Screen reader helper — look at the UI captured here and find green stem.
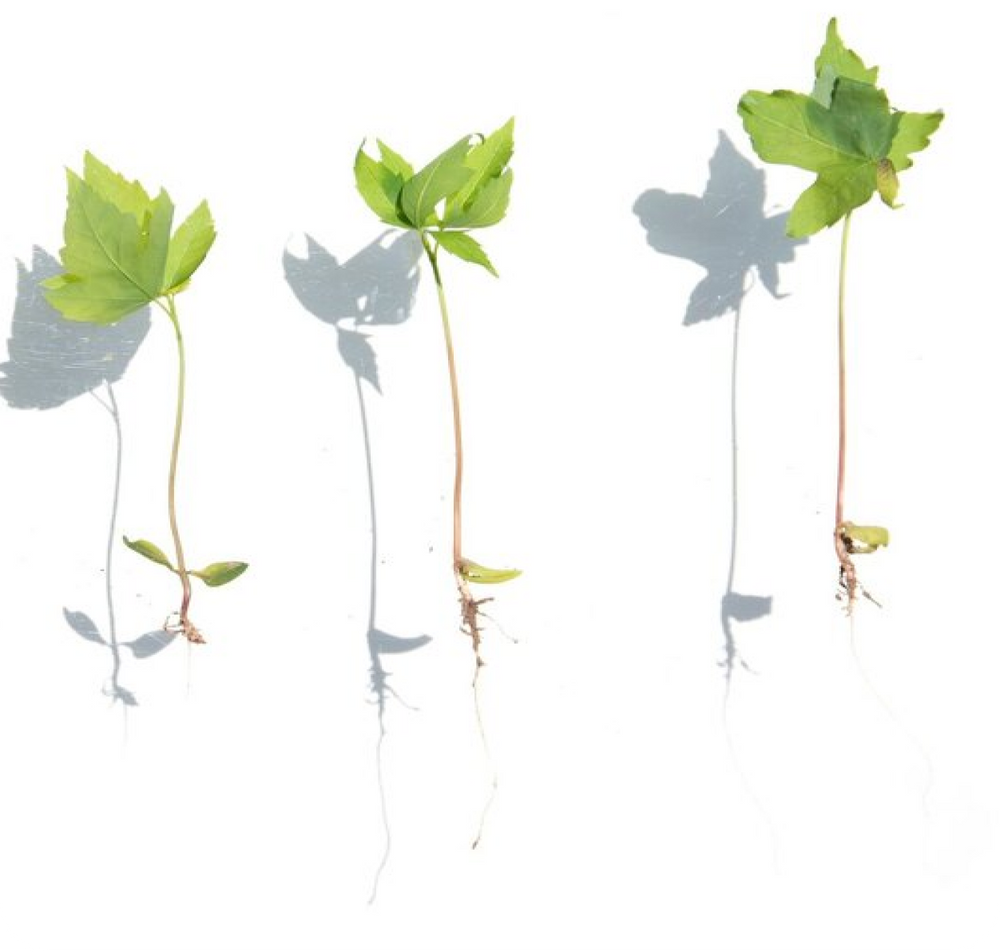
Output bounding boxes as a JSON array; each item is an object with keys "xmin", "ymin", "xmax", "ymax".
[
  {"xmin": 836, "ymin": 211, "xmax": 851, "ymax": 531},
  {"xmin": 834, "ymin": 211, "xmax": 856, "ymax": 604},
  {"xmin": 420, "ymin": 232, "xmax": 464, "ymax": 573},
  {"xmin": 158, "ymin": 295, "xmax": 194, "ymax": 634}
]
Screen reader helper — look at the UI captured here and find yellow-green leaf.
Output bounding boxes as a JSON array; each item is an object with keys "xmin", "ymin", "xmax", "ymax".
[
  {"xmin": 190, "ymin": 561, "xmax": 249, "ymax": 587},
  {"xmin": 841, "ymin": 523, "xmax": 889, "ymax": 553},
  {"xmin": 434, "ymin": 231, "xmax": 498, "ymax": 276},
  {"xmin": 123, "ymin": 536, "xmax": 176, "ymax": 571},
  {"xmin": 163, "ymin": 200, "xmax": 216, "ymax": 293},
  {"xmin": 459, "ymin": 559, "xmax": 521, "ymax": 584}
]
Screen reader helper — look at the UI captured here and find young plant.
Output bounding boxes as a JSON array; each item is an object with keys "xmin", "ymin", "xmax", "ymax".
[
  {"xmin": 354, "ymin": 119, "xmax": 519, "ymax": 671},
  {"xmin": 738, "ymin": 19, "xmax": 942, "ymax": 608},
  {"xmin": 44, "ymin": 153, "xmax": 247, "ymax": 643}
]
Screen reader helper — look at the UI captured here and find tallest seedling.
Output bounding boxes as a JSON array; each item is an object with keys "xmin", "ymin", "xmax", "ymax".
[
  {"xmin": 44, "ymin": 154, "xmax": 247, "ymax": 643},
  {"xmin": 738, "ymin": 19, "xmax": 943, "ymax": 608},
  {"xmin": 354, "ymin": 119, "xmax": 520, "ymax": 669}
]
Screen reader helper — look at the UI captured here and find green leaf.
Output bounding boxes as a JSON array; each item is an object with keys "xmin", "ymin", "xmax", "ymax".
[
  {"xmin": 887, "ymin": 111, "xmax": 944, "ymax": 172},
  {"xmin": 163, "ymin": 200, "xmax": 216, "ymax": 293},
  {"xmin": 190, "ymin": 561, "xmax": 249, "ymax": 587},
  {"xmin": 83, "ymin": 151, "xmax": 154, "ymax": 221},
  {"xmin": 434, "ymin": 231, "xmax": 498, "ymax": 276},
  {"xmin": 43, "ymin": 173, "xmax": 172, "ymax": 323},
  {"xmin": 459, "ymin": 559, "xmax": 521, "ymax": 584},
  {"xmin": 123, "ymin": 536, "xmax": 176, "ymax": 571},
  {"xmin": 841, "ymin": 523, "xmax": 889, "ymax": 553},
  {"xmin": 443, "ymin": 118, "xmax": 514, "ymax": 227},
  {"xmin": 444, "ymin": 170, "xmax": 513, "ymax": 229},
  {"xmin": 44, "ymin": 154, "xmax": 215, "ymax": 324},
  {"xmin": 354, "ymin": 145, "xmax": 409, "ymax": 227},
  {"xmin": 377, "ymin": 140, "xmax": 414, "ymax": 179},
  {"xmin": 738, "ymin": 23, "xmax": 942, "ymax": 236},
  {"xmin": 812, "ymin": 17, "xmax": 878, "ymax": 105},
  {"xmin": 399, "ymin": 136, "xmax": 475, "ymax": 228}
]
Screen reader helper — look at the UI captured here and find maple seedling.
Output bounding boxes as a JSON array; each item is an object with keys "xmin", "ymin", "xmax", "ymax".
[
  {"xmin": 738, "ymin": 19, "xmax": 942, "ymax": 608},
  {"xmin": 354, "ymin": 119, "xmax": 520, "ymax": 672},
  {"xmin": 44, "ymin": 154, "xmax": 247, "ymax": 643}
]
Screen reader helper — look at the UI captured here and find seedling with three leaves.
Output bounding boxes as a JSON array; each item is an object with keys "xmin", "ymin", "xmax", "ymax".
[
  {"xmin": 44, "ymin": 154, "xmax": 247, "ymax": 643},
  {"xmin": 354, "ymin": 119, "xmax": 519, "ymax": 671},
  {"xmin": 738, "ymin": 20, "xmax": 942, "ymax": 608}
]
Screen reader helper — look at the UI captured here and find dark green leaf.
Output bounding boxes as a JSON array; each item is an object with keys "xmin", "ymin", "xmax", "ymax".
[
  {"xmin": 434, "ymin": 231, "xmax": 498, "ymax": 276},
  {"xmin": 739, "ymin": 35, "xmax": 942, "ymax": 238},
  {"xmin": 190, "ymin": 561, "xmax": 248, "ymax": 587},
  {"xmin": 123, "ymin": 536, "xmax": 176, "ymax": 571}
]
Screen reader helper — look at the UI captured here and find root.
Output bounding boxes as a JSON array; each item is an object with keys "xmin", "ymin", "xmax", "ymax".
[
  {"xmin": 165, "ymin": 613, "xmax": 205, "ymax": 645},
  {"xmin": 457, "ymin": 572, "xmax": 493, "ymax": 682},
  {"xmin": 835, "ymin": 525, "xmax": 882, "ymax": 612}
]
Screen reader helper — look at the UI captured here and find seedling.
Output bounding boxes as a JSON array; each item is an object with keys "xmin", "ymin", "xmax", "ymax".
[
  {"xmin": 44, "ymin": 154, "xmax": 247, "ymax": 643},
  {"xmin": 738, "ymin": 19, "xmax": 942, "ymax": 608},
  {"xmin": 354, "ymin": 120, "xmax": 520, "ymax": 671}
]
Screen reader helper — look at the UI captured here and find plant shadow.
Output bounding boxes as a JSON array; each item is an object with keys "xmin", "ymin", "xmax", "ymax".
[
  {"xmin": 634, "ymin": 131, "xmax": 806, "ymax": 679},
  {"xmin": 283, "ymin": 231, "xmax": 429, "ymax": 900},
  {"xmin": 1, "ymin": 247, "xmax": 175, "ymax": 707}
]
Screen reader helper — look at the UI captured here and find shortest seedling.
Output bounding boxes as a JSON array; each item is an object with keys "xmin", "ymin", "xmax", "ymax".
[
  {"xmin": 44, "ymin": 153, "xmax": 247, "ymax": 642},
  {"xmin": 354, "ymin": 119, "xmax": 520, "ymax": 670}
]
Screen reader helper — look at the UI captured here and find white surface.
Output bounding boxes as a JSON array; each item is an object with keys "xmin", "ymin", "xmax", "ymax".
[{"xmin": 0, "ymin": 2, "xmax": 996, "ymax": 950}]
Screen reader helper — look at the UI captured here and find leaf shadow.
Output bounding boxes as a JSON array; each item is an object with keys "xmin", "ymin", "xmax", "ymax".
[
  {"xmin": 283, "ymin": 231, "xmax": 428, "ymax": 900},
  {"xmin": 634, "ymin": 131, "xmax": 806, "ymax": 679},
  {"xmin": 2, "ymin": 247, "xmax": 172, "ymax": 709}
]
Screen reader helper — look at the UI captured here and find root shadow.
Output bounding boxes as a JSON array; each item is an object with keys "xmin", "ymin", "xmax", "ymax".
[
  {"xmin": 2, "ymin": 247, "xmax": 175, "ymax": 713},
  {"xmin": 634, "ymin": 130, "xmax": 807, "ymax": 677},
  {"xmin": 284, "ymin": 232, "xmax": 430, "ymax": 901}
]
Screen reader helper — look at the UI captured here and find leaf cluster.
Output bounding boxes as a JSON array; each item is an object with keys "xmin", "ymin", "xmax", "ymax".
[
  {"xmin": 738, "ymin": 19, "xmax": 943, "ymax": 237},
  {"xmin": 354, "ymin": 118, "xmax": 514, "ymax": 276},
  {"xmin": 43, "ymin": 153, "xmax": 216, "ymax": 323}
]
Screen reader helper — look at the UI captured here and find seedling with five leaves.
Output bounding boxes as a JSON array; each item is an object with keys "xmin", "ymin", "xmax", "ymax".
[
  {"xmin": 738, "ymin": 20, "xmax": 942, "ymax": 608},
  {"xmin": 354, "ymin": 119, "xmax": 519, "ymax": 671},
  {"xmin": 44, "ymin": 154, "xmax": 247, "ymax": 643}
]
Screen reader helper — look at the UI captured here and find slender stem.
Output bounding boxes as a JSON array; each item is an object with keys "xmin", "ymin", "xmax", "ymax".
[
  {"xmin": 158, "ymin": 295, "xmax": 193, "ymax": 631},
  {"xmin": 836, "ymin": 211, "xmax": 852, "ymax": 532},
  {"xmin": 420, "ymin": 233, "xmax": 464, "ymax": 571}
]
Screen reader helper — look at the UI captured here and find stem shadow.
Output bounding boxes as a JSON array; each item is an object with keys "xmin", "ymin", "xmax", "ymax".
[
  {"xmin": 283, "ymin": 231, "xmax": 429, "ymax": 901},
  {"xmin": 1, "ymin": 247, "xmax": 174, "ymax": 710},
  {"xmin": 634, "ymin": 131, "xmax": 806, "ymax": 679}
]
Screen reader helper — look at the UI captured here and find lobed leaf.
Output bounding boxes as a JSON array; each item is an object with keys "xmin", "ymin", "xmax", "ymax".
[
  {"xmin": 44, "ymin": 154, "xmax": 215, "ymax": 325},
  {"xmin": 123, "ymin": 536, "xmax": 176, "ymax": 571},
  {"xmin": 738, "ymin": 20, "xmax": 943, "ymax": 236},
  {"xmin": 434, "ymin": 231, "xmax": 498, "ymax": 276},
  {"xmin": 190, "ymin": 561, "xmax": 248, "ymax": 587}
]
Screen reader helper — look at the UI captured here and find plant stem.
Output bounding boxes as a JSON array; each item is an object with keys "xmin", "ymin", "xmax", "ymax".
[
  {"xmin": 420, "ymin": 233, "xmax": 464, "ymax": 573},
  {"xmin": 835, "ymin": 211, "xmax": 855, "ymax": 603},
  {"xmin": 159, "ymin": 295, "xmax": 199, "ymax": 642}
]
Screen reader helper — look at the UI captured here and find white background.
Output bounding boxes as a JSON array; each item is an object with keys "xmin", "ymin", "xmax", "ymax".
[{"xmin": 1, "ymin": 2, "xmax": 996, "ymax": 950}]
